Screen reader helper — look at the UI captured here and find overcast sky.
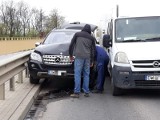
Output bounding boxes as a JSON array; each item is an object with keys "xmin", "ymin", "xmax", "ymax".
[
  {"xmin": 1, "ymin": 0, "xmax": 160, "ymax": 29},
  {"xmin": 8, "ymin": 0, "xmax": 116, "ymax": 25}
]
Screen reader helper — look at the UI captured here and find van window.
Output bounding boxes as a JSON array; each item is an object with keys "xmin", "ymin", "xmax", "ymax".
[{"xmin": 115, "ymin": 16, "xmax": 160, "ymax": 42}]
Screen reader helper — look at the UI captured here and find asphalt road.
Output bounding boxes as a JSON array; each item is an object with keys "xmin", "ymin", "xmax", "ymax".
[{"xmin": 25, "ymin": 77, "xmax": 160, "ymax": 120}]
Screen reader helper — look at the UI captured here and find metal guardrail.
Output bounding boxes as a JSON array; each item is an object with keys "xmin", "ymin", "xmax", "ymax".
[{"xmin": 0, "ymin": 51, "xmax": 31, "ymax": 100}]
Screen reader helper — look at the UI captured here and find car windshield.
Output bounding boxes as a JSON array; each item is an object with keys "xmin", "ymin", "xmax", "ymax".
[
  {"xmin": 43, "ymin": 31, "xmax": 77, "ymax": 44},
  {"xmin": 115, "ymin": 16, "xmax": 160, "ymax": 42}
]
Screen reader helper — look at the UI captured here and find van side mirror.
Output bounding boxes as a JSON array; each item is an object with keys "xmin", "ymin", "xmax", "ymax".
[{"xmin": 103, "ymin": 34, "xmax": 111, "ymax": 48}]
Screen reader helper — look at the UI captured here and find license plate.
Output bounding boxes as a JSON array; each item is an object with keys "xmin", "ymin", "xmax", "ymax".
[
  {"xmin": 48, "ymin": 70, "xmax": 57, "ymax": 75},
  {"xmin": 48, "ymin": 70, "xmax": 66, "ymax": 76},
  {"xmin": 145, "ymin": 75, "xmax": 160, "ymax": 80}
]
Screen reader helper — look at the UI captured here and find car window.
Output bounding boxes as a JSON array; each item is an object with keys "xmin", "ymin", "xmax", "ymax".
[{"xmin": 43, "ymin": 31, "xmax": 76, "ymax": 44}]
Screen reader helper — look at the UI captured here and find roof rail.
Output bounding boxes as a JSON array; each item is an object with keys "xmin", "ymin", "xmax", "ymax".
[{"xmin": 70, "ymin": 22, "xmax": 80, "ymax": 24}]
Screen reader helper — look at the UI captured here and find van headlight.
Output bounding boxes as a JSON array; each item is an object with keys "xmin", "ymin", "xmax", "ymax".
[
  {"xmin": 30, "ymin": 52, "xmax": 42, "ymax": 62},
  {"xmin": 114, "ymin": 52, "xmax": 129, "ymax": 64}
]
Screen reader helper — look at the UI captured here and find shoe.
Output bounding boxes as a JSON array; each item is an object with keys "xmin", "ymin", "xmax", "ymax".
[
  {"xmin": 70, "ymin": 93, "xmax": 79, "ymax": 98},
  {"xmin": 84, "ymin": 93, "xmax": 89, "ymax": 97},
  {"xmin": 92, "ymin": 89, "xmax": 103, "ymax": 94}
]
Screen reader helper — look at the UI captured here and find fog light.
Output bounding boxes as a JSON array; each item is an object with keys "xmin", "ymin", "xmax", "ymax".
[
  {"xmin": 119, "ymin": 71, "xmax": 129, "ymax": 75},
  {"xmin": 31, "ymin": 64, "xmax": 35, "ymax": 67}
]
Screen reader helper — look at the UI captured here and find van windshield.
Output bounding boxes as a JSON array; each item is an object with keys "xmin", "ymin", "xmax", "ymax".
[
  {"xmin": 43, "ymin": 31, "xmax": 77, "ymax": 44},
  {"xmin": 115, "ymin": 16, "xmax": 160, "ymax": 42}
]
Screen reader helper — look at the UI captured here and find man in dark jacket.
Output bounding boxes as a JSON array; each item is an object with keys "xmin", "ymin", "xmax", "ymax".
[
  {"xmin": 69, "ymin": 24, "xmax": 96, "ymax": 98},
  {"xmin": 92, "ymin": 45, "xmax": 109, "ymax": 93}
]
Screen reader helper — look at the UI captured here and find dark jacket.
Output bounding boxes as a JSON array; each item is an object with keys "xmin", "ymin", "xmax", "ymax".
[{"xmin": 69, "ymin": 24, "xmax": 96, "ymax": 63}]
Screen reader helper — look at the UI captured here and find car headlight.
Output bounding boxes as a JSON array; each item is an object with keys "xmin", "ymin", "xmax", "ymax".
[
  {"xmin": 114, "ymin": 52, "xmax": 129, "ymax": 64},
  {"xmin": 30, "ymin": 52, "xmax": 42, "ymax": 62}
]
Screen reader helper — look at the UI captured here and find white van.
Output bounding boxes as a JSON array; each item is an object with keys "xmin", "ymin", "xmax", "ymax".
[{"xmin": 103, "ymin": 16, "xmax": 160, "ymax": 96}]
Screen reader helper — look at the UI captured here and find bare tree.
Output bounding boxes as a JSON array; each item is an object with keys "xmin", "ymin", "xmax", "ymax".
[
  {"xmin": 17, "ymin": 1, "xmax": 31, "ymax": 36},
  {"xmin": 0, "ymin": 1, "xmax": 10, "ymax": 36},
  {"xmin": 50, "ymin": 9, "xmax": 64, "ymax": 28},
  {"xmin": 0, "ymin": 0, "xmax": 20, "ymax": 37},
  {"xmin": 36, "ymin": 9, "xmax": 45, "ymax": 35},
  {"xmin": 29, "ymin": 8, "xmax": 46, "ymax": 37},
  {"xmin": 44, "ymin": 9, "xmax": 65, "ymax": 33},
  {"xmin": 14, "ymin": 10, "xmax": 22, "ymax": 36},
  {"xmin": 6, "ymin": 1, "xmax": 17, "ymax": 37},
  {"xmin": 0, "ymin": 1, "xmax": 65, "ymax": 37}
]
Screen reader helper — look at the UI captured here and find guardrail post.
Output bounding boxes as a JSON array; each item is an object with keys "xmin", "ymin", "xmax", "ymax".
[
  {"xmin": 0, "ymin": 84, "xmax": 5, "ymax": 100},
  {"xmin": 18, "ymin": 71, "xmax": 23, "ymax": 83},
  {"xmin": 25, "ymin": 67, "xmax": 29, "ymax": 78},
  {"xmin": 10, "ymin": 77, "xmax": 15, "ymax": 91}
]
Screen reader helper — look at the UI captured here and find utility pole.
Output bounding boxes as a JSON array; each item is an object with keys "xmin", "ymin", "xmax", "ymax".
[{"xmin": 116, "ymin": 5, "xmax": 119, "ymax": 18}]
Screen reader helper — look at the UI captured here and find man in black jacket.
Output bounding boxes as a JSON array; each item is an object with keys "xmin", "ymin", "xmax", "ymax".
[{"xmin": 69, "ymin": 24, "xmax": 96, "ymax": 98}]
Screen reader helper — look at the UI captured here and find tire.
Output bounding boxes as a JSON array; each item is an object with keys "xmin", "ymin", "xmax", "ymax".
[
  {"xmin": 111, "ymin": 78, "xmax": 123, "ymax": 96},
  {"xmin": 29, "ymin": 76, "xmax": 39, "ymax": 84}
]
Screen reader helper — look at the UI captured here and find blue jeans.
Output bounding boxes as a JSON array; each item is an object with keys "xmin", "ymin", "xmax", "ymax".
[{"xmin": 74, "ymin": 58, "xmax": 90, "ymax": 94}]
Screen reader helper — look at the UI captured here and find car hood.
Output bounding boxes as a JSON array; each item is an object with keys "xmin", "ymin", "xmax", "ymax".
[{"xmin": 35, "ymin": 43, "xmax": 70, "ymax": 55}]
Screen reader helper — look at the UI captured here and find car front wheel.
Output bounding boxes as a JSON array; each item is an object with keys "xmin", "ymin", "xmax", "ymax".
[
  {"xmin": 111, "ymin": 78, "xmax": 123, "ymax": 96},
  {"xmin": 29, "ymin": 76, "xmax": 39, "ymax": 84}
]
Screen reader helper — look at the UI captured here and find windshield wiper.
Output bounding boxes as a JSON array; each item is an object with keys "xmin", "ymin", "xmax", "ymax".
[
  {"xmin": 145, "ymin": 37, "xmax": 160, "ymax": 41},
  {"xmin": 121, "ymin": 39, "xmax": 145, "ymax": 42}
]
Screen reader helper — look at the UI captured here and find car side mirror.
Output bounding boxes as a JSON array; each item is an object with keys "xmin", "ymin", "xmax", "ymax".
[
  {"xmin": 35, "ymin": 42, "xmax": 41, "ymax": 47},
  {"xmin": 103, "ymin": 34, "xmax": 112, "ymax": 48}
]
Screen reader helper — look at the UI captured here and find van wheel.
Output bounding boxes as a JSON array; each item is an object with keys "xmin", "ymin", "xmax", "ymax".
[
  {"xmin": 30, "ymin": 76, "xmax": 39, "ymax": 84},
  {"xmin": 111, "ymin": 78, "xmax": 123, "ymax": 96}
]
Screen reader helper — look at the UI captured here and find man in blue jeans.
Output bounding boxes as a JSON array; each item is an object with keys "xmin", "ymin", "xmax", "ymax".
[
  {"xmin": 92, "ymin": 45, "xmax": 109, "ymax": 93},
  {"xmin": 69, "ymin": 24, "xmax": 96, "ymax": 98}
]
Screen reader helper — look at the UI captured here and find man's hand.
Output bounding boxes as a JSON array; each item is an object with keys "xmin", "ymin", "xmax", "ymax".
[
  {"xmin": 70, "ymin": 56, "xmax": 74, "ymax": 62},
  {"xmin": 90, "ymin": 62, "xmax": 94, "ymax": 67}
]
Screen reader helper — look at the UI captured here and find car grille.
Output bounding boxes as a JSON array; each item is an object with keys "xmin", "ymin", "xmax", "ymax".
[
  {"xmin": 43, "ymin": 55, "xmax": 72, "ymax": 65},
  {"xmin": 132, "ymin": 60, "xmax": 160, "ymax": 68},
  {"xmin": 135, "ymin": 80, "xmax": 160, "ymax": 86}
]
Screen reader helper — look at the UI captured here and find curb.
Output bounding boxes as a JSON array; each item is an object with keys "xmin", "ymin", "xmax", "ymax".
[{"xmin": 9, "ymin": 84, "xmax": 40, "ymax": 120}]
